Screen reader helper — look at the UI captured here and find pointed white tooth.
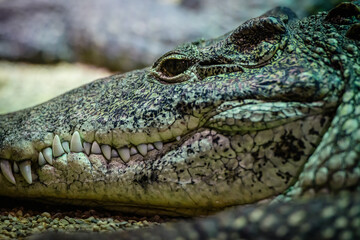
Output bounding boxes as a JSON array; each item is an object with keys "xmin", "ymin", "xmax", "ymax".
[
  {"xmin": 43, "ymin": 147, "xmax": 53, "ymax": 165},
  {"xmin": 1, "ymin": 160, "xmax": 16, "ymax": 185},
  {"xmin": 83, "ymin": 142, "xmax": 91, "ymax": 155},
  {"xmin": 62, "ymin": 141, "xmax": 70, "ymax": 154},
  {"xmin": 154, "ymin": 141, "xmax": 163, "ymax": 150},
  {"xmin": 118, "ymin": 147, "xmax": 130, "ymax": 162},
  {"xmin": 130, "ymin": 147, "xmax": 138, "ymax": 155},
  {"xmin": 52, "ymin": 135, "xmax": 65, "ymax": 157},
  {"xmin": 70, "ymin": 131, "xmax": 83, "ymax": 152},
  {"xmin": 91, "ymin": 141, "xmax": 102, "ymax": 154},
  {"xmin": 111, "ymin": 149, "xmax": 119, "ymax": 157},
  {"xmin": 19, "ymin": 161, "xmax": 32, "ymax": 184},
  {"xmin": 176, "ymin": 136, "xmax": 181, "ymax": 141},
  {"xmin": 38, "ymin": 152, "xmax": 46, "ymax": 166},
  {"xmin": 101, "ymin": 145, "xmax": 112, "ymax": 160},
  {"xmin": 147, "ymin": 143, "xmax": 155, "ymax": 151},
  {"xmin": 13, "ymin": 162, "xmax": 19, "ymax": 173},
  {"xmin": 137, "ymin": 144, "xmax": 147, "ymax": 156}
]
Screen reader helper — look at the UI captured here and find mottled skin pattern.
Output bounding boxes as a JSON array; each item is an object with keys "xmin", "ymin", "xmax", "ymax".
[{"xmin": 2, "ymin": 1, "xmax": 360, "ymax": 239}]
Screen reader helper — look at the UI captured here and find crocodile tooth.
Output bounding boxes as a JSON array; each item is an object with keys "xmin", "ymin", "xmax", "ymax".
[
  {"xmin": 52, "ymin": 135, "xmax": 65, "ymax": 157},
  {"xmin": 154, "ymin": 141, "xmax": 163, "ymax": 150},
  {"xmin": 118, "ymin": 147, "xmax": 130, "ymax": 162},
  {"xmin": 111, "ymin": 149, "xmax": 119, "ymax": 157},
  {"xmin": 43, "ymin": 147, "xmax": 53, "ymax": 165},
  {"xmin": 176, "ymin": 136, "xmax": 181, "ymax": 141},
  {"xmin": 147, "ymin": 143, "xmax": 155, "ymax": 151},
  {"xmin": 130, "ymin": 147, "xmax": 138, "ymax": 155},
  {"xmin": 70, "ymin": 131, "xmax": 83, "ymax": 152},
  {"xmin": 83, "ymin": 142, "xmax": 91, "ymax": 155},
  {"xmin": 0, "ymin": 160, "xmax": 16, "ymax": 185},
  {"xmin": 137, "ymin": 144, "xmax": 147, "ymax": 156},
  {"xmin": 38, "ymin": 152, "xmax": 46, "ymax": 166},
  {"xmin": 91, "ymin": 141, "xmax": 102, "ymax": 154},
  {"xmin": 13, "ymin": 162, "xmax": 19, "ymax": 173},
  {"xmin": 62, "ymin": 141, "xmax": 70, "ymax": 153},
  {"xmin": 19, "ymin": 161, "xmax": 32, "ymax": 184},
  {"xmin": 101, "ymin": 145, "xmax": 112, "ymax": 160}
]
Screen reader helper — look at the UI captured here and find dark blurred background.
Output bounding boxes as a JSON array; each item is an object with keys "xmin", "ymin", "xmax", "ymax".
[{"xmin": 0, "ymin": 0, "xmax": 343, "ymax": 114}]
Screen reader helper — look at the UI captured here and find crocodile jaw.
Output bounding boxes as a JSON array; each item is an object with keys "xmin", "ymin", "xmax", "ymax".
[{"xmin": 0, "ymin": 107, "xmax": 332, "ymax": 215}]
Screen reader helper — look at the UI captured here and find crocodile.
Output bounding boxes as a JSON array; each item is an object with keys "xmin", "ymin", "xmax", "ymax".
[{"xmin": 1, "ymin": 1, "xmax": 360, "ymax": 238}]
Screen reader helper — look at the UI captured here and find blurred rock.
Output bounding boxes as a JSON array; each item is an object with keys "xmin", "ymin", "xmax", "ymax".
[{"xmin": 0, "ymin": 0, "xmax": 343, "ymax": 71}]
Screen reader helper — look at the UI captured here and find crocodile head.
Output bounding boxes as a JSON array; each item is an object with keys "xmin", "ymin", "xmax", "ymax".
[{"xmin": 0, "ymin": 5, "xmax": 358, "ymax": 216}]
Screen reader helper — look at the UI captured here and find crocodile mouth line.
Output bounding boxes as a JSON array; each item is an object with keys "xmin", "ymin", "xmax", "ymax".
[{"xmin": 0, "ymin": 100, "xmax": 330, "ymax": 187}]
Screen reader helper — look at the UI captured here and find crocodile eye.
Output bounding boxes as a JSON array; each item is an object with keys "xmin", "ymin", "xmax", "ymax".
[
  {"xmin": 229, "ymin": 17, "xmax": 286, "ymax": 66},
  {"xmin": 151, "ymin": 52, "xmax": 194, "ymax": 83},
  {"xmin": 159, "ymin": 59, "xmax": 192, "ymax": 77}
]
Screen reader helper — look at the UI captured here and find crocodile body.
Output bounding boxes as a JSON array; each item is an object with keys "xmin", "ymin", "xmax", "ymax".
[{"xmin": 1, "ymin": 1, "xmax": 360, "ymax": 238}]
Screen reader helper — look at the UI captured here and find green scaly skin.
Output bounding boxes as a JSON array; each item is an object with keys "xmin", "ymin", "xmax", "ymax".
[{"xmin": 1, "ymin": 2, "xmax": 360, "ymax": 238}]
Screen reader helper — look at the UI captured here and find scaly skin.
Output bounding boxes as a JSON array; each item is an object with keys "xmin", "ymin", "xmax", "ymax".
[
  {"xmin": 31, "ymin": 192, "xmax": 360, "ymax": 240},
  {"xmin": 0, "ymin": 1, "xmax": 359, "ymax": 230}
]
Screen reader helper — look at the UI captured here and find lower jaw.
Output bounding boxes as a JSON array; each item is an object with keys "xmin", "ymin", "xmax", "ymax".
[{"xmin": 0, "ymin": 144, "xmax": 264, "ymax": 216}]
